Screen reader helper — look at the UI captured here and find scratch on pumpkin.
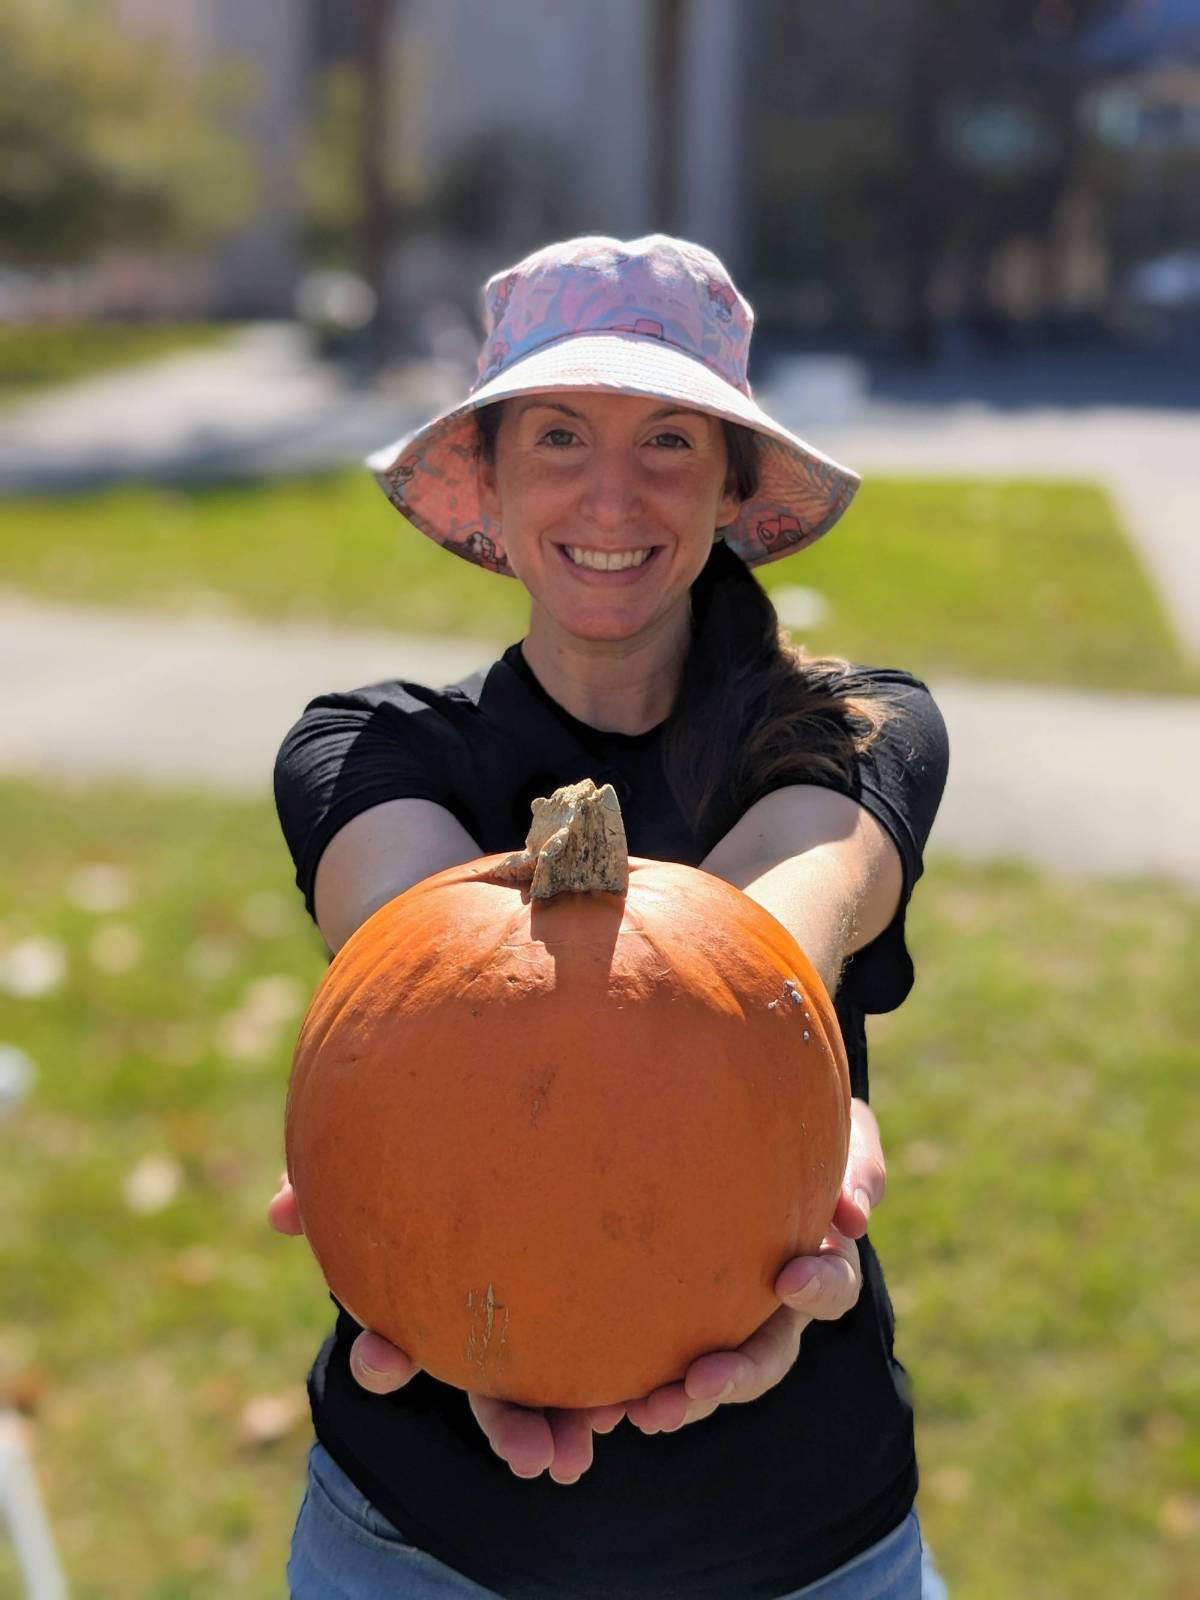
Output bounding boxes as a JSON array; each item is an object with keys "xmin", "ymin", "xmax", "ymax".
[{"xmin": 465, "ymin": 1283, "xmax": 510, "ymax": 1371}]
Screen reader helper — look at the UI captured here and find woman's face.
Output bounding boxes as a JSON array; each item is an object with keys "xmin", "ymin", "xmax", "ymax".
[{"xmin": 478, "ymin": 390, "xmax": 740, "ymax": 643}]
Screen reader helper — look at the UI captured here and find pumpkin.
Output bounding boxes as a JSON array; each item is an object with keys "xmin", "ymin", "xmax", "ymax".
[{"xmin": 284, "ymin": 779, "xmax": 850, "ymax": 1409}]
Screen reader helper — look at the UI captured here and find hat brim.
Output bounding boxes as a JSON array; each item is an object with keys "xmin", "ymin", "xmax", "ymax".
[{"xmin": 366, "ymin": 331, "xmax": 860, "ymax": 576}]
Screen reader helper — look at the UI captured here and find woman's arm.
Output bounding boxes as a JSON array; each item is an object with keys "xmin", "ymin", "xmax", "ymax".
[
  {"xmin": 312, "ymin": 798, "xmax": 484, "ymax": 954},
  {"xmin": 698, "ymin": 783, "xmax": 904, "ymax": 997},
  {"xmin": 698, "ymin": 780, "xmax": 898, "ymax": 1229}
]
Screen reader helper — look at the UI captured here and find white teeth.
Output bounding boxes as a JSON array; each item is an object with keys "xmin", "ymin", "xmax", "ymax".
[{"xmin": 564, "ymin": 546, "xmax": 654, "ymax": 571}]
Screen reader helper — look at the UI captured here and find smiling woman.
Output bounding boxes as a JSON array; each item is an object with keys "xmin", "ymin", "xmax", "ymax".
[{"xmin": 272, "ymin": 233, "xmax": 951, "ymax": 1599}]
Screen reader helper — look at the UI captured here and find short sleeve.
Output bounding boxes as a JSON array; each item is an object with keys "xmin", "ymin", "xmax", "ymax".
[
  {"xmin": 839, "ymin": 671, "xmax": 950, "ymax": 1011},
  {"xmin": 272, "ymin": 685, "xmax": 462, "ymax": 921}
]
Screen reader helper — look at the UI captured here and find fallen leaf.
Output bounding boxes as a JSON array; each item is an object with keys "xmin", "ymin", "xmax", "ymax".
[
  {"xmin": 123, "ymin": 1153, "xmax": 182, "ymax": 1214},
  {"xmin": 0, "ymin": 1364, "xmax": 46, "ymax": 1415},
  {"xmin": 216, "ymin": 1011, "xmax": 276, "ymax": 1063},
  {"xmin": 1160, "ymin": 1494, "xmax": 1200, "ymax": 1541},
  {"xmin": 243, "ymin": 974, "xmax": 306, "ymax": 1025},
  {"xmin": 238, "ymin": 1388, "xmax": 308, "ymax": 1447},
  {"xmin": 66, "ymin": 863, "xmax": 135, "ymax": 914},
  {"xmin": 0, "ymin": 938, "xmax": 67, "ymax": 999}
]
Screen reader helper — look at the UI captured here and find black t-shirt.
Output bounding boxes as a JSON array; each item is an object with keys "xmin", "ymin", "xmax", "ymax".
[{"xmin": 273, "ymin": 641, "xmax": 949, "ymax": 1599}]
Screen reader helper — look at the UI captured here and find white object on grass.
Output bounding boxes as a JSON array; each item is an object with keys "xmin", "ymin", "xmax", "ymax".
[{"xmin": 0, "ymin": 1410, "xmax": 69, "ymax": 1598}]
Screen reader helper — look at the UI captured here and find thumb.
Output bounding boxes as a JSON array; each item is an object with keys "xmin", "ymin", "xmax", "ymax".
[
  {"xmin": 350, "ymin": 1330, "xmax": 420, "ymax": 1394},
  {"xmin": 267, "ymin": 1175, "xmax": 304, "ymax": 1236}
]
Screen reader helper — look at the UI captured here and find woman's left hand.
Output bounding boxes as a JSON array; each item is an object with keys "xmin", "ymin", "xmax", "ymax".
[{"xmin": 624, "ymin": 1097, "xmax": 885, "ymax": 1435}]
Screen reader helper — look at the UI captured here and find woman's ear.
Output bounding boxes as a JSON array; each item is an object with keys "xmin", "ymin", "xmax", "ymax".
[
  {"xmin": 716, "ymin": 468, "xmax": 741, "ymax": 531},
  {"xmin": 477, "ymin": 452, "xmax": 499, "ymax": 522}
]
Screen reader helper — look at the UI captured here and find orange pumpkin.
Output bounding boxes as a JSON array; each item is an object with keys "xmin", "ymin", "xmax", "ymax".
[{"xmin": 285, "ymin": 779, "xmax": 850, "ymax": 1408}]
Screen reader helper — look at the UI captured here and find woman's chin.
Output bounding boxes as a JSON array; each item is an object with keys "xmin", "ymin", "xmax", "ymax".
[{"xmin": 540, "ymin": 594, "xmax": 671, "ymax": 643}]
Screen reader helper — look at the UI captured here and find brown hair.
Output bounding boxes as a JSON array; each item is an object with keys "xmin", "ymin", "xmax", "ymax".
[{"xmin": 475, "ymin": 402, "xmax": 889, "ymax": 842}]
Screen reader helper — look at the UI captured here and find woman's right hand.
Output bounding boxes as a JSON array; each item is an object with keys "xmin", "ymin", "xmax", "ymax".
[{"xmin": 267, "ymin": 1173, "xmax": 623, "ymax": 1483}]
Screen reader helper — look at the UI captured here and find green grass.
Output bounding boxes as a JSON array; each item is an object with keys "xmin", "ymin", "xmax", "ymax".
[
  {"xmin": 0, "ymin": 778, "xmax": 1197, "ymax": 1597},
  {"xmin": 0, "ymin": 471, "xmax": 1195, "ymax": 694},
  {"xmin": 0, "ymin": 322, "xmax": 235, "ymax": 404}
]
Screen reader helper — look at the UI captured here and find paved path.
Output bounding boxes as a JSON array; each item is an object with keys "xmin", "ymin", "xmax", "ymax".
[
  {"xmin": 3, "ymin": 592, "xmax": 1197, "ymax": 888},
  {"xmin": 0, "ymin": 323, "xmax": 456, "ymax": 488}
]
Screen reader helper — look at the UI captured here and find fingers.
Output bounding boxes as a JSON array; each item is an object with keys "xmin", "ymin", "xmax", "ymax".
[
  {"xmin": 468, "ymin": 1395, "xmax": 597, "ymax": 1484},
  {"xmin": 625, "ymin": 1382, "xmax": 710, "ymax": 1433},
  {"xmin": 838, "ymin": 1099, "xmax": 886, "ymax": 1238},
  {"xmin": 349, "ymin": 1330, "xmax": 420, "ymax": 1394},
  {"xmin": 776, "ymin": 1229, "xmax": 862, "ymax": 1321},
  {"xmin": 469, "ymin": 1394, "xmax": 557, "ymax": 1479},
  {"xmin": 587, "ymin": 1402, "xmax": 627, "ymax": 1434},
  {"xmin": 267, "ymin": 1176, "xmax": 304, "ymax": 1236},
  {"xmin": 707, "ymin": 1304, "xmax": 805, "ymax": 1399},
  {"xmin": 628, "ymin": 1305, "xmax": 806, "ymax": 1434}
]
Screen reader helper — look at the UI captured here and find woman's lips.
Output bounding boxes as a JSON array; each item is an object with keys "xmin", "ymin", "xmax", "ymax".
[{"xmin": 554, "ymin": 545, "xmax": 662, "ymax": 585}]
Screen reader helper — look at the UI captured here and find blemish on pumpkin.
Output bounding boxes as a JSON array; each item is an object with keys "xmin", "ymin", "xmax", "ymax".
[
  {"xmin": 529, "ymin": 1065, "xmax": 558, "ymax": 1125},
  {"xmin": 601, "ymin": 1209, "xmax": 626, "ymax": 1241},
  {"xmin": 465, "ymin": 1282, "xmax": 510, "ymax": 1369}
]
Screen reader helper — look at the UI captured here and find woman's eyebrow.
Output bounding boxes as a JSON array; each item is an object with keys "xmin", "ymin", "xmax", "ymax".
[
  {"xmin": 515, "ymin": 401, "xmax": 703, "ymax": 421},
  {"xmin": 516, "ymin": 401, "xmax": 584, "ymax": 419}
]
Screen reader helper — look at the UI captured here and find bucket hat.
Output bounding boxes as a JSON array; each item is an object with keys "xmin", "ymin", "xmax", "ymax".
[{"xmin": 366, "ymin": 234, "xmax": 860, "ymax": 576}]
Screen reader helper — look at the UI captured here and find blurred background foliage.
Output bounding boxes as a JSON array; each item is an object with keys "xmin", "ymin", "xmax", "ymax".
[{"xmin": 0, "ymin": 0, "xmax": 255, "ymax": 267}]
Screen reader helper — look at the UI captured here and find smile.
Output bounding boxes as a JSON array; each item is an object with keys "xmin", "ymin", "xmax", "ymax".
[{"xmin": 558, "ymin": 545, "xmax": 659, "ymax": 572}]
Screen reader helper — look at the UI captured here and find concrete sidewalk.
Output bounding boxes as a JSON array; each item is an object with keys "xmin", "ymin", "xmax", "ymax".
[
  {"xmin": 3, "ymin": 591, "xmax": 1197, "ymax": 888},
  {"xmin": 0, "ymin": 323, "xmax": 457, "ymax": 488}
]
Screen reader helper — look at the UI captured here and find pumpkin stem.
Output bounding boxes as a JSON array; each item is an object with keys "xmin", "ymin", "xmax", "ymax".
[{"xmin": 481, "ymin": 779, "xmax": 629, "ymax": 899}]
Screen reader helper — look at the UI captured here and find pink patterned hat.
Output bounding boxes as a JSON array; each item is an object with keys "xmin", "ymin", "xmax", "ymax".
[{"xmin": 366, "ymin": 234, "xmax": 860, "ymax": 575}]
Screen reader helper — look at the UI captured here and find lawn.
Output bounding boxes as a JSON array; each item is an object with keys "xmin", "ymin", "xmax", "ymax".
[
  {"xmin": 0, "ymin": 778, "xmax": 1196, "ymax": 1598},
  {"xmin": 0, "ymin": 470, "xmax": 1195, "ymax": 695},
  {"xmin": 0, "ymin": 322, "xmax": 235, "ymax": 404}
]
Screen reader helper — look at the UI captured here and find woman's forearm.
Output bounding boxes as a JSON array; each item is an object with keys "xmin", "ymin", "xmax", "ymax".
[{"xmin": 702, "ymin": 842, "xmax": 861, "ymax": 998}]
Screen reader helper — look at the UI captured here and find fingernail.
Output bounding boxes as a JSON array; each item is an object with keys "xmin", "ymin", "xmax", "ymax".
[
  {"xmin": 791, "ymin": 1274, "xmax": 823, "ymax": 1303},
  {"xmin": 854, "ymin": 1188, "xmax": 871, "ymax": 1218}
]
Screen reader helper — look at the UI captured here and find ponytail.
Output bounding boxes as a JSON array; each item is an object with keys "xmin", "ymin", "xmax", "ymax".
[{"xmin": 662, "ymin": 521, "xmax": 890, "ymax": 844}]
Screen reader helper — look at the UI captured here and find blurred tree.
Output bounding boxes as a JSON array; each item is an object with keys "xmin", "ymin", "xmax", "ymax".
[
  {"xmin": 301, "ymin": 62, "xmax": 368, "ymax": 267},
  {"xmin": 0, "ymin": 0, "xmax": 255, "ymax": 267}
]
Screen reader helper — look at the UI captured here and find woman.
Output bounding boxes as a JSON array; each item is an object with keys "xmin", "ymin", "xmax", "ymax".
[{"xmin": 270, "ymin": 235, "xmax": 950, "ymax": 1598}]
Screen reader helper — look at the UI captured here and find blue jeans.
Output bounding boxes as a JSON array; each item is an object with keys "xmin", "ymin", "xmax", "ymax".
[{"xmin": 287, "ymin": 1440, "xmax": 951, "ymax": 1599}]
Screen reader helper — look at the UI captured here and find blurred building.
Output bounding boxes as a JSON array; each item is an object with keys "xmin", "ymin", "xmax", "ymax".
[{"xmin": 21, "ymin": 0, "xmax": 1200, "ymax": 352}]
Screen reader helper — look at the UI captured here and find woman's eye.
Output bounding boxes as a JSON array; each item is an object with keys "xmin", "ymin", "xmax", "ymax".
[
  {"xmin": 649, "ymin": 432, "xmax": 690, "ymax": 449},
  {"xmin": 540, "ymin": 428, "xmax": 577, "ymax": 447}
]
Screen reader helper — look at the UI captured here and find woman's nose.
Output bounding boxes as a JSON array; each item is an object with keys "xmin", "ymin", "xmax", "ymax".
[{"xmin": 577, "ymin": 450, "xmax": 643, "ymax": 530}]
